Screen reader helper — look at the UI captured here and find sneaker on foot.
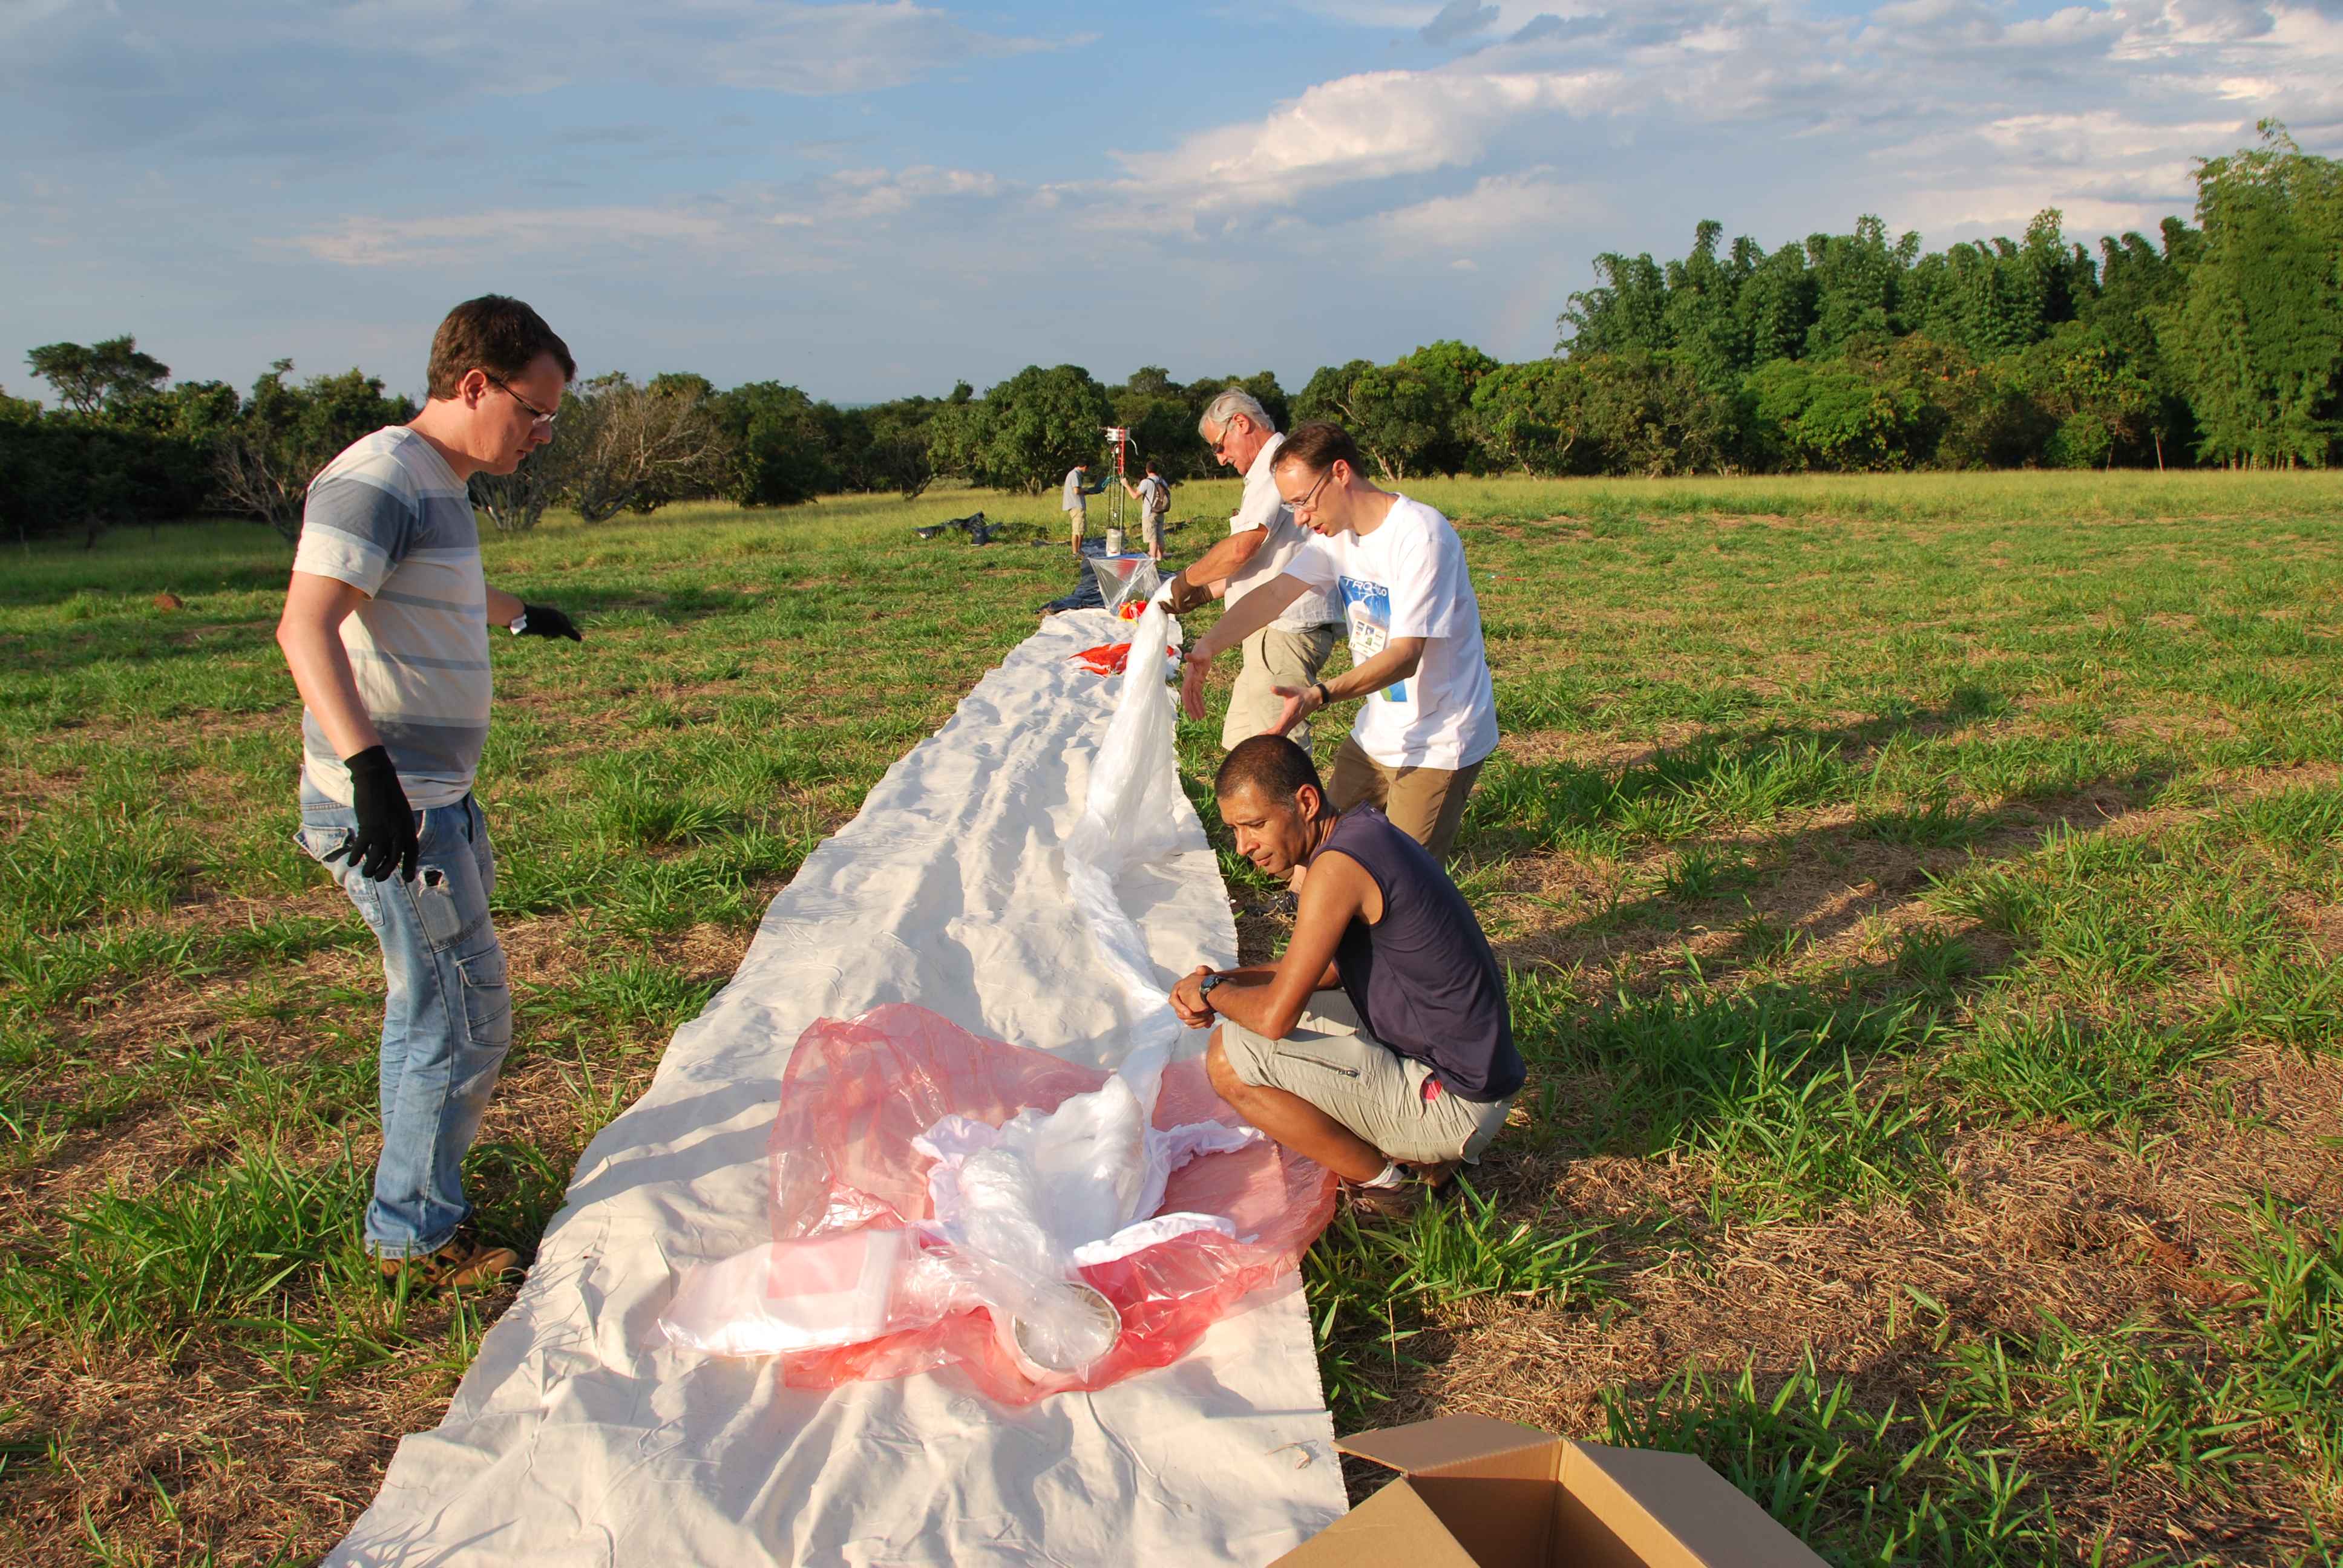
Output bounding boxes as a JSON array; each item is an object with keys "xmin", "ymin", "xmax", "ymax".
[{"xmin": 379, "ymin": 1238, "xmax": 519, "ymax": 1293}]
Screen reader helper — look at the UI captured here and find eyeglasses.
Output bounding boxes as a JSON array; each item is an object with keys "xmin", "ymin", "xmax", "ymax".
[
  {"xmin": 487, "ymin": 377, "xmax": 557, "ymax": 428},
  {"xmin": 1279, "ymin": 469, "xmax": 1334, "ymax": 516},
  {"xmin": 1209, "ymin": 416, "xmax": 1249, "ymax": 458}
]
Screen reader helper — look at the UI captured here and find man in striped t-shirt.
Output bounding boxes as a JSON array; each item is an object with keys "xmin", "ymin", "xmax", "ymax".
[{"xmin": 275, "ymin": 296, "xmax": 584, "ymax": 1292}]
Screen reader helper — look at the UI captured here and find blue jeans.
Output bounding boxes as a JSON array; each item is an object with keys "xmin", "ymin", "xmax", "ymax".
[{"xmin": 298, "ymin": 784, "xmax": 513, "ymax": 1259}]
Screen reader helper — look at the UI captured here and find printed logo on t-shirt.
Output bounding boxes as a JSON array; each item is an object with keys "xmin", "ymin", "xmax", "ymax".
[{"xmin": 1339, "ymin": 575, "xmax": 1406, "ymax": 703}]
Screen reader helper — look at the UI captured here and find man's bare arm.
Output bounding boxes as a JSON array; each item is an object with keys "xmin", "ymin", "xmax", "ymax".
[
  {"xmin": 1178, "ymin": 573, "xmax": 1311, "ymax": 720},
  {"xmin": 1193, "ymin": 852, "xmax": 1372, "ymax": 1040},
  {"xmin": 1263, "ymin": 635, "xmax": 1426, "ymax": 740},
  {"xmin": 276, "ymin": 572, "xmax": 379, "ymax": 759},
  {"xmin": 1164, "ymin": 526, "xmax": 1271, "ymax": 611}
]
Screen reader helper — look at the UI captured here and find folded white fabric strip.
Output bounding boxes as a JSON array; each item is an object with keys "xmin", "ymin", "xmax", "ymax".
[{"xmin": 326, "ymin": 609, "xmax": 1346, "ymax": 1567}]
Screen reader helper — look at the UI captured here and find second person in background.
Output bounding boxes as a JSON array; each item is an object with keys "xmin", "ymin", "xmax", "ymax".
[
  {"xmin": 1179, "ymin": 420, "xmax": 1498, "ymax": 863},
  {"xmin": 1162, "ymin": 390, "xmax": 1346, "ymax": 756}
]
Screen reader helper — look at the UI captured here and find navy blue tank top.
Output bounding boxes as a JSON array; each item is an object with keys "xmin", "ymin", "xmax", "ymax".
[{"xmin": 1313, "ymin": 806, "xmax": 1524, "ymax": 1101}]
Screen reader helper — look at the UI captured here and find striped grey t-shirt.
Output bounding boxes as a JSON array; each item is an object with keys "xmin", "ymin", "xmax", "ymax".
[{"xmin": 292, "ymin": 426, "xmax": 491, "ymax": 809}]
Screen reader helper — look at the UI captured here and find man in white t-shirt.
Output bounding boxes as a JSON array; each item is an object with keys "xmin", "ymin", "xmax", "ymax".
[
  {"xmin": 1161, "ymin": 390, "xmax": 1345, "ymax": 754},
  {"xmin": 274, "ymin": 295, "xmax": 586, "ymax": 1293},
  {"xmin": 1179, "ymin": 420, "xmax": 1497, "ymax": 860}
]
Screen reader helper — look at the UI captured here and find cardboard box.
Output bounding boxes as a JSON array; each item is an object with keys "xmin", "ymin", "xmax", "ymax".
[{"xmin": 1271, "ymin": 1414, "xmax": 1829, "ymax": 1568}]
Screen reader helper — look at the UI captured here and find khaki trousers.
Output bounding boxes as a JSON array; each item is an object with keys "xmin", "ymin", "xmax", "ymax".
[
  {"xmin": 1327, "ymin": 734, "xmax": 1486, "ymax": 861},
  {"xmin": 1222, "ymin": 624, "xmax": 1339, "ymax": 753}
]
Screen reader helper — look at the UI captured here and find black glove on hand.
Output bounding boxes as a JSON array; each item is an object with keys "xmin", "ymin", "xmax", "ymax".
[
  {"xmin": 513, "ymin": 603, "xmax": 583, "ymax": 642},
  {"xmin": 332, "ymin": 745, "xmax": 419, "ymax": 883}
]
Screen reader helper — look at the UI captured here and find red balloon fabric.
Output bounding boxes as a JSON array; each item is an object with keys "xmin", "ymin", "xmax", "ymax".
[{"xmin": 764, "ymin": 1004, "xmax": 1337, "ymax": 1403}]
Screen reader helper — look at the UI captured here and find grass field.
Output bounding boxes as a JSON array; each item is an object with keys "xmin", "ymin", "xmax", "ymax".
[{"xmin": 4, "ymin": 470, "xmax": 2342, "ymax": 1564}]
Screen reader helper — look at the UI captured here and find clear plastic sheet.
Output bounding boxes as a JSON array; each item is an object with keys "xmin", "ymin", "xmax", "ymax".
[
  {"xmin": 1087, "ymin": 555, "xmax": 1162, "ymax": 619},
  {"xmin": 660, "ymin": 596, "xmax": 1336, "ymax": 1402},
  {"xmin": 729, "ymin": 1003, "xmax": 1334, "ymax": 1403}
]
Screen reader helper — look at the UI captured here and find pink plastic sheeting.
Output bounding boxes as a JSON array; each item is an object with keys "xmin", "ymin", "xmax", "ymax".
[{"xmin": 764, "ymin": 1002, "xmax": 1336, "ymax": 1405}]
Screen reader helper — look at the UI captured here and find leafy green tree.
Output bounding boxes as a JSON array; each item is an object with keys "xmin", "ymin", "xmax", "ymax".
[
  {"xmin": 1111, "ymin": 367, "xmax": 1208, "ymax": 480},
  {"xmin": 1904, "ymin": 211, "xmax": 2095, "ymax": 360},
  {"xmin": 1466, "ymin": 359, "xmax": 1594, "ymax": 475},
  {"xmin": 212, "ymin": 361, "xmax": 416, "ymax": 543},
  {"xmin": 1562, "ymin": 250, "xmax": 1671, "ymax": 357},
  {"xmin": 1803, "ymin": 217, "xmax": 1922, "ymax": 358},
  {"xmin": 1570, "ymin": 351, "xmax": 1738, "ymax": 476},
  {"xmin": 2160, "ymin": 122, "xmax": 2343, "ymax": 468},
  {"xmin": 928, "ymin": 365, "xmax": 1113, "ymax": 493},
  {"xmin": 1293, "ymin": 342, "xmax": 1495, "ymax": 479},
  {"xmin": 25, "ymin": 335, "xmax": 171, "ymax": 416},
  {"xmin": 712, "ymin": 381, "xmax": 837, "ymax": 506},
  {"xmin": 1746, "ymin": 352, "xmax": 1933, "ymax": 471}
]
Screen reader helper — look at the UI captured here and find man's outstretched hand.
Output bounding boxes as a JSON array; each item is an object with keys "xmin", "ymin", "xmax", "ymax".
[
  {"xmin": 1267, "ymin": 682, "xmax": 1323, "ymax": 740},
  {"xmin": 513, "ymin": 603, "xmax": 583, "ymax": 642},
  {"xmin": 1181, "ymin": 647, "xmax": 1211, "ymax": 720},
  {"xmin": 331, "ymin": 745, "xmax": 419, "ymax": 882}
]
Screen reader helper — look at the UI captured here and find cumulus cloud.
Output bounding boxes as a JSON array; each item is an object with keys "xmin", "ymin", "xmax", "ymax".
[
  {"xmin": 1102, "ymin": 0, "xmax": 2343, "ymax": 247},
  {"xmin": 13, "ymin": 0, "xmax": 2343, "ymax": 394}
]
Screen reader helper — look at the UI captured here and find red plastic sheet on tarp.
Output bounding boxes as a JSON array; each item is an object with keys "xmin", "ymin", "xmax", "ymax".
[
  {"xmin": 1070, "ymin": 642, "xmax": 1133, "ymax": 676},
  {"xmin": 765, "ymin": 1003, "xmax": 1336, "ymax": 1405}
]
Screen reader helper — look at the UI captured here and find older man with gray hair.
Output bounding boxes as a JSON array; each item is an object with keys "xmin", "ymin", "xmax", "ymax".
[{"xmin": 1164, "ymin": 388, "xmax": 1345, "ymax": 754}]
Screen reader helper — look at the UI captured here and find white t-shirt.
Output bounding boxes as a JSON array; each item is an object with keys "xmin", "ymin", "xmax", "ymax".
[
  {"xmin": 292, "ymin": 426, "xmax": 492, "ymax": 808},
  {"xmin": 1283, "ymin": 494, "xmax": 1498, "ymax": 771},
  {"xmin": 1222, "ymin": 433, "xmax": 1339, "ymax": 630},
  {"xmin": 1135, "ymin": 475, "xmax": 1168, "ymax": 514}
]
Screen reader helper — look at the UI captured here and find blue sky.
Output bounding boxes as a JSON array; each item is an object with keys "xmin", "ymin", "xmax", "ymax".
[{"xmin": 4, "ymin": 0, "xmax": 2339, "ymax": 403}]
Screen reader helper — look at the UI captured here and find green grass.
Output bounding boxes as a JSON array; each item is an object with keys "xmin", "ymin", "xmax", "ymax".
[{"xmin": 7, "ymin": 471, "xmax": 2343, "ymax": 1560}]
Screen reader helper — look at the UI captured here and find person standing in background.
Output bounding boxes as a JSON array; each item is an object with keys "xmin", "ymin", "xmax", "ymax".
[
  {"xmin": 1178, "ymin": 420, "xmax": 1498, "ymax": 863},
  {"xmin": 1162, "ymin": 390, "xmax": 1345, "ymax": 756},
  {"xmin": 274, "ymin": 295, "xmax": 587, "ymax": 1292},
  {"xmin": 1061, "ymin": 460, "xmax": 1106, "ymax": 556},
  {"xmin": 1123, "ymin": 459, "xmax": 1171, "ymax": 561}
]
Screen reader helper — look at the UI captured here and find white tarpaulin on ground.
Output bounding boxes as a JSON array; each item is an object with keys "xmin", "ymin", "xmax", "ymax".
[{"xmin": 327, "ymin": 609, "xmax": 1347, "ymax": 1567}]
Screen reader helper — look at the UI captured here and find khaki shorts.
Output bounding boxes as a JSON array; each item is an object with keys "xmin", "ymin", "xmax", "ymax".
[
  {"xmin": 1328, "ymin": 734, "xmax": 1487, "ymax": 861},
  {"xmin": 1216, "ymin": 998, "xmax": 1513, "ymax": 1166},
  {"xmin": 1223, "ymin": 624, "xmax": 1339, "ymax": 754},
  {"xmin": 1142, "ymin": 509, "xmax": 1166, "ymax": 552}
]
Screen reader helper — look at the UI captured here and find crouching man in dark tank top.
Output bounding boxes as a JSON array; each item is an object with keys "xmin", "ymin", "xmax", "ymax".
[{"xmin": 1170, "ymin": 734, "xmax": 1525, "ymax": 1217}]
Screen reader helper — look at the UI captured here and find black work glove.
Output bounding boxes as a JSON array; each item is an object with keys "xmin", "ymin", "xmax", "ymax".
[
  {"xmin": 330, "ymin": 745, "xmax": 419, "ymax": 883},
  {"xmin": 512, "ymin": 603, "xmax": 583, "ymax": 642}
]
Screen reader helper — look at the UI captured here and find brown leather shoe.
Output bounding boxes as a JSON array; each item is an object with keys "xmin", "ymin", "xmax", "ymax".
[{"xmin": 379, "ymin": 1238, "xmax": 520, "ymax": 1293}]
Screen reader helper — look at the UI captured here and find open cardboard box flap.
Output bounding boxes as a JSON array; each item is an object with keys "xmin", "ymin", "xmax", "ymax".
[{"xmin": 1271, "ymin": 1415, "xmax": 1829, "ymax": 1568}]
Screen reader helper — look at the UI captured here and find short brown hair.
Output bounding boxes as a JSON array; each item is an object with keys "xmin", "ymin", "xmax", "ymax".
[
  {"xmin": 425, "ymin": 296, "xmax": 576, "ymax": 400},
  {"xmin": 1271, "ymin": 420, "xmax": 1363, "ymax": 477}
]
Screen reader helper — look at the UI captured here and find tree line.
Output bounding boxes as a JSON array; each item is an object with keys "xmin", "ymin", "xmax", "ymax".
[{"xmin": 5, "ymin": 125, "xmax": 2335, "ymax": 542}]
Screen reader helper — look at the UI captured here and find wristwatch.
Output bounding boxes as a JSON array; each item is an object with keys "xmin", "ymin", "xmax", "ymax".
[
  {"xmin": 1311, "ymin": 682, "xmax": 1331, "ymax": 708},
  {"xmin": 1198, "ymin": 973, "xmax": 1225, "ymax": 1002}
]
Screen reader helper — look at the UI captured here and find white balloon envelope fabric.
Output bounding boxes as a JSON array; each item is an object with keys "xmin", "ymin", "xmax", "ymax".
[{"xmin": 324, "ymin": 608, "xmax": 1347, "ymax": 1567}]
